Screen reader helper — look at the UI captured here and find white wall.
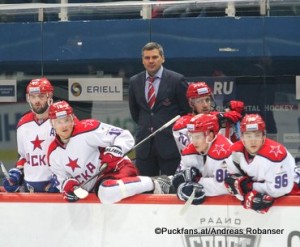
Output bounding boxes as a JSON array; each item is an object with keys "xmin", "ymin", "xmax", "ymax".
[{"xmin": 0, "ymin": 194, "xmax": 299, "ymax": 247}]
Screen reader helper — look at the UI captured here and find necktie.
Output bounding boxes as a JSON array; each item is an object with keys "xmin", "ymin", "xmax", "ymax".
[{"xmin": 147, "ymin": 77, "xmax": 156, "ymax": 109}]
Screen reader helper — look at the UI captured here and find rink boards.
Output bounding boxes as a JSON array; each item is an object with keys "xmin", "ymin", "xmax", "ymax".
[{"xmin": 0, "ymin": 193, "xmax": 299, "ymax": 247}]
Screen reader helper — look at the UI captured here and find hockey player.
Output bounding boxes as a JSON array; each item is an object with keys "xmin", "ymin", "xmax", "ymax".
[
  {"xmin": 172, "ymin": 82, "xmax": 244, "ymax": 152},
  {"xmin": 3, "ymin": 78, "xmax": 59, "ymax": 193},
  {"xmin": 224, "ymin": 114, "xmax": 295, "ymax": 214},
  {"xmin": 47, "ymin": 100, "xmax": 170, "ymax": 203},
  {"xmin": 172, "ymin": 114, "xmax": 239, "ymax": 205}
]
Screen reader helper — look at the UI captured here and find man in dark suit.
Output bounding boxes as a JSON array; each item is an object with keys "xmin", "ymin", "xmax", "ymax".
[{"xmin": 128, "ymin": 42, "xmax": 190, "ymax": 176}]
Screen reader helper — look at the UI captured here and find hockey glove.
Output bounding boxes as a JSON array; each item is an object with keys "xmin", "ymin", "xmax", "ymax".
[
  {"xmin": 243, "ymin": 190, "xmax": 274, "ymax": 214},
  {"xmin": 45, "ymin": 174, "xmax": 60, "ymax": 193},
  {"xmin": 225, "ymin": 100, "xmax": 245, "ymax": 115},
  {"xmin": 217, "ymin": 111, "xmax": 242, "ymax": 125},
  {"xmin": 62, "ymin": 178, "xmax": 80, "ymax": 202},
  {"xmin": 177, "ymin": 182, "xmax": 205, "ymax": 205},
  {"xmin": 101, "ymin": 146, "xmax": 123, "ymax": 172},
  {"xmin": 3, "ymin": 168, "xmax": 24, "ymax": 192},
  {"xmin": 172, "ymin": 167, "xmax": 201, "ymax": 190},
  {"xmin": 224, "ymin": 174, "xmax": 253, "ymax": 196}
]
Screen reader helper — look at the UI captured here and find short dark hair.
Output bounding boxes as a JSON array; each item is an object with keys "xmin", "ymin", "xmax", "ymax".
[{"xmin": 142, "ymin": 42, "xmax": 164, "ymax": 57}]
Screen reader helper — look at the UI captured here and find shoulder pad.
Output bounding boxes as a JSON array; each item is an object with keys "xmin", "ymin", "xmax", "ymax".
[
  {"xmin": 72, "ymin": 119, "xmax": 101, "ymax": 136},
  {"xmin": 208, "ymin": 134, "xmax": 232, "ymax": 160},
  {"xmin": 173, "ymin": 114, "xmax": 193, "ymax": 131},
  {"xmin": 182, "ymin": 143, "xmax": 198, "ymax": 156},
  {"xmin": 17, "ymin": 111, "xmax": 34, "ymax": 128},
  {"xmin": 230, "ymin": 140, "xmax": 244, "ymax": 153},
  {"xmin": 257, "ymin": 138, "xmax": 287, "ymax": 162}
]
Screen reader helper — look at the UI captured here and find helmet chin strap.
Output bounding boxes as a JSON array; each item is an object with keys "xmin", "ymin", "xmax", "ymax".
[
  {"xmin": 26, "ymin": 94, "xmax": 33, "ymax": 111},
  {"xmin": 47, "ymin": 97, "xmax": 53, "ymax": 106}
]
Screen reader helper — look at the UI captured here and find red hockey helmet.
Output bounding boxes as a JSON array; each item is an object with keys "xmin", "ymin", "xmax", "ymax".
[
  {"xmin": 240, "ymin": 114, "xmax": 266, "ymax": 132},
  {"xmin": 26, "ymin": 78, "xmax": 54, "ymax": 94},
  {"xmin": 186, "ymin": 82, "xmax": 212, "ymax": 99},
  {"xmin": 48, "ymin": 101, "xmax": 73, "ymax": 119},
  {"xmin": 187, "ymin": 114, "xmax": 219, "ymax": 135}
]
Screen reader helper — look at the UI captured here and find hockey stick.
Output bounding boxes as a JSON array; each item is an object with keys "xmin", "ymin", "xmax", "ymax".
[
  {"xmin": 179, "ymin": 187, "xmax": 196, "ymax": 216},
  {"xmin": 74, "ymin": 115, "xmax": 181, "ymax": 199},
  {"xmin": 128, "ymin": 114, "xmax": 181, "ymax": 152},
  {"xmin": 230, "ymin": 161, "xmax": 247, "ymax": 201},
  {"xmin": 0, "ymin": 160, "xmax": 17, "ymax": 187},
  {"xmin": 0, "ymin": 160, "xmax": 10, "ymax": 181},
  {"xmin": 73, "ymin": 163, "xmax": 108, "ymax": 199}
]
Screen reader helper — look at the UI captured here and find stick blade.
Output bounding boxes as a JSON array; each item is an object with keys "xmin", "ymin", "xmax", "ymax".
[
  {"xmin": 179, "ymin": 187, "xmax": 196, "ymax": 216},
  {"xmin": 74, "ymin": 187, "xmax": 89, "ymax": 199}
]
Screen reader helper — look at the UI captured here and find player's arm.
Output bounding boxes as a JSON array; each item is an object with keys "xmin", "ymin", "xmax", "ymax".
[
  {"xmin": 199, "ymin": 177, "xmax": 229, "ymax": 196},
  {"xmin": 48, "ymin": 153, "xmax": 80, "ymax": 202},
  {"xmin": 85, "ymin": 123, "xmax": 134, "ymax": 172},
  {"xmin": 87, "ymin": 122, "xmax": 134, "ymax": 155},
  {"xmin": 224, "ymin": 157, "xmax": 253, "ymax": 199},
  {"xmin": 48, "ymin": 159, "xmax": 66, "ymax": 193},
  {"xmin": 225, "ymin": 173, "xmax": 275, "ymax": 214},
  {"xmin": 254, "ymin": 157, "xmax": 295, "ymax": 198},
  {"xmin": 200, "ymin": 156, "xmax": 239, "ymax": 196},
  {"xmin": 172, "ymin": 115, "xmax": 192, "ymax": 152},
  {"xmin": 213, "ymin": 100, "xmax": 244, "ymax": 126},
  {"xmin": 2, "ymin": 167, "xmax": 24, "ymax": 192},
  {"xmin": 172, "ymin": 128, "xmax": 189, "ymax": 152},
  {"xmin": 173, "ymin": 166, "xmax": 205, "ymax": 205},
  {"xmin": 172, "ymin": 152, "xmax": 202, "ymax": 192}
]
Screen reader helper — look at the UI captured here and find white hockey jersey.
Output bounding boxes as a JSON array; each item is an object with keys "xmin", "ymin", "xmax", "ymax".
[
  {"xmin": 16, "ymin": 112, "xmax": 55, "ymax": 185},
  {"xmin": 173, "ymin": 112, "xmax": 239, "ymax": 152},
  {"xmin": 231, "ymin": 138, "xmax": 295, "ymax": 198},
  {"xmin": 178, "ymin": 133, "xmax": 239, "ymax": 196},
  {"xmin": 48, "ymin": 119, "xmax": 134, "ymax": 192}
]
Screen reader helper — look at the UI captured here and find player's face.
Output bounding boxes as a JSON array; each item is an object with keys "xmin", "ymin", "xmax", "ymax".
[
  {"xmin": 52, "ymin": 115, "xmax": 74, "ymax": 143},
  {"xmin": 142, "ymin": 49, "xmax": 165, "ymax": 76},
  {"xmin": 242, "ymin": 131, "xmax": 265, "ymax": 155},
  {"xmin": 191, "ymin": 96, "xmax": 212, "ymax": 114},
  {"xmin": 28, "ymin": 93, "xmax": 49, "ymax": 114},
  {"xmin": 189, "ymin": 132, "xmax": 209, "ymax": 154}
]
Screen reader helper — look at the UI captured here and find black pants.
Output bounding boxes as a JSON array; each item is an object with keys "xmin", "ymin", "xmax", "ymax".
[{"xmin": 135, "ymin": 140, "xmax": 180, "ymax": 176}]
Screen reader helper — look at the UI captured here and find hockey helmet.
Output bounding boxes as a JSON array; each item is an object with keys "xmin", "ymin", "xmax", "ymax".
[
  {"xmin": 26, "ymin": 78, "xmax": 54, "ymax": 94},
  {"xmin": 187, "ymin": 114, "xmax": 219, "ymax": 135},
  {"xmin": 48, "ymin": 100, "xmax": 73, "ymax": 119},
  {"xmin": 240, "ymin": 114, "xmax": 266, "ymax": 132},
  {"xmin": 186, "ymin": 82, "xmax": 212, "ymax": 99}
]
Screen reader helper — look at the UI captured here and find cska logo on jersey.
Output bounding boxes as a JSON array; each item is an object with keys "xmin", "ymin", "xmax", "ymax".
[
  {"xmin": 212, "ymin": 144, "xmax": 227, "ymax": 156},
  {"xmin": 31, "ymin": 135, "xmax": 45, "ymax": 151},
  {"xmin": 66, "ymin": 157, "xmax": 81, "ymax": 172},
  {"xmin": 269, "ymin": 145, "xmax": 283, "ymax": 157}
]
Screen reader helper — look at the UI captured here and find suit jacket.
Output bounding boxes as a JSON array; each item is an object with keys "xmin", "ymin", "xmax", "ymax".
[{"xmin": 128, "ymin": 68, "xmax": 190, "ymax": 159}]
